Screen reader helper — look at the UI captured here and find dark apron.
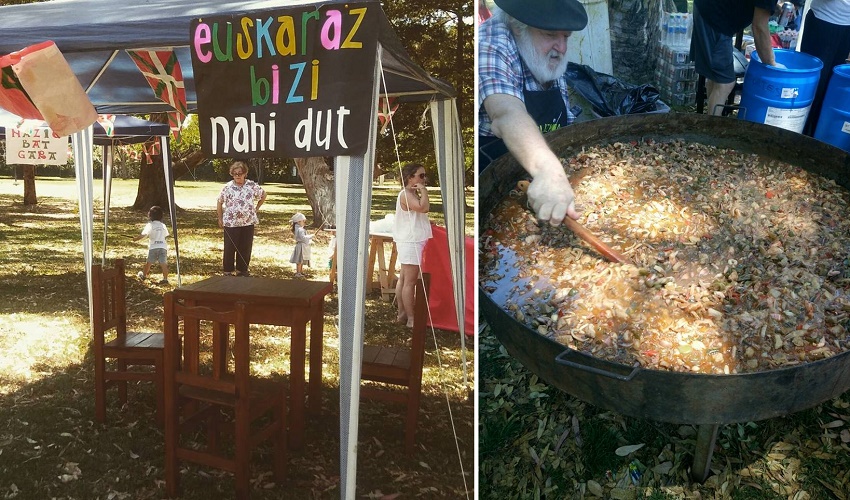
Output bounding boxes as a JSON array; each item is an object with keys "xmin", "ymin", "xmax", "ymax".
[{"xmin": 479, "ymin": 75, "xmax": 570, "ymax": 171}]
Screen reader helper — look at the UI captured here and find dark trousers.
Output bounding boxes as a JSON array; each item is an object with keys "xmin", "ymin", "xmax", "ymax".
[
  {"xmin": 222, "ymin": 225, "xmax": 254, "ymax": 274},
  {"xmin": 800, "ymin": 10, "xmax": 850, "ymax": 137}
]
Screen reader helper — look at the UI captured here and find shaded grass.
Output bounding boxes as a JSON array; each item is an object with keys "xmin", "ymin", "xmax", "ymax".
[{"xmin": 0, "ymin": 177, "xmax": 474, "ymax": 498}]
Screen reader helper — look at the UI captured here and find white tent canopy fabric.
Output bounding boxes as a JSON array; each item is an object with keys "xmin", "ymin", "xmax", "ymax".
[{"xmin": 0, "ymin": 1, "xmax": 467, "ymax": 498}]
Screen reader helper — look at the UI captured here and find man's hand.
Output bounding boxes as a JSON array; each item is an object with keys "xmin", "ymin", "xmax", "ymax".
[
  {"xmin": 485, "ymin": 94, "xmax": 581, "ymax": 225},
  {"xmin": 526, "ymin": 168, "xmax": 579, "ymax": 226}
]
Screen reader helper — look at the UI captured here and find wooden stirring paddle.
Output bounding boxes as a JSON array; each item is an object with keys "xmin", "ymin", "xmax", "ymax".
[{"xmin": 516, "ymin": 180, "xmax": 632, "ymax": 265}]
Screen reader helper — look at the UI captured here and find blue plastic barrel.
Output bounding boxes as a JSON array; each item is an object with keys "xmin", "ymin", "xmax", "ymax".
[
  {"xmin": 814, "ymin": 64, "xmax": 850, "ymax": 153},
  {"xmin": 739, "ymin": 49, "xmax": 823, "ymax": 133}
]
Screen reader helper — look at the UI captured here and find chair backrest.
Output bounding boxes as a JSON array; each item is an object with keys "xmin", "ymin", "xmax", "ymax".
[
  {"xmin": 91, "ymin": 258, "xmax": 128, "ymax": 343},
  {"xmin": 163, "ymin": 292, "xmax": 251, "ymax": 397}
]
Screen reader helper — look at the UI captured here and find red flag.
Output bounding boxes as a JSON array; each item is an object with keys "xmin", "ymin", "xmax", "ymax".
[
  {"xmin": 127, "ymin": 49, "xmax": 188, "ymax": 140},
  {"xmin": 143, "ymin": 140, "xmax": 161, "ymax": 164},
  {"xmin": 377, "ymin": 96, "xmax": 398, "ymax": 135}
]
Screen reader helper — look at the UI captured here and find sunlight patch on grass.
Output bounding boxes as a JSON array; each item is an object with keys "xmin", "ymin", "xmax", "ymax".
[
  {"xmin": 19, "ymin": 212, "xmax": 79, "ymax": 221},
  {"xmin": 0, "ymin": 313, "xmax": 88, "ymax": 393}
]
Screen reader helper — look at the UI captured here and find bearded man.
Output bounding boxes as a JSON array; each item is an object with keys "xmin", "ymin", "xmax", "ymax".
[{"xmin": 478, "ymin": 0, "xmax": 587, "ymax": 226}]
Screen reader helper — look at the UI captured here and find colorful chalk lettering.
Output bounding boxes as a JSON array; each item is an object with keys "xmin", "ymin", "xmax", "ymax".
[{"xmin": 190, "ymin": 2, "xmax": 378, "ymax": 158}]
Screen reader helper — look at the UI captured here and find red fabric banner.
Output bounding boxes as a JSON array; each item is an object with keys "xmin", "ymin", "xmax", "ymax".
[{"xmin": 421, "ymin": 224, "xmax": 474, "ymax": 336}]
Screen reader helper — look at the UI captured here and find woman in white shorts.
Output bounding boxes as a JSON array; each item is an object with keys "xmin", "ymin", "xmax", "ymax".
[{"xmin": 392, "ymin": 163, "xmax": 433, "ymax": 327}]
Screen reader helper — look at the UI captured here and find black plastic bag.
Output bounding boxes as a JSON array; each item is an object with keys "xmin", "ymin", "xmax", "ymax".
[{"xmin": 565, "ymin": 62, "xmax": 661, "ymax": 117}]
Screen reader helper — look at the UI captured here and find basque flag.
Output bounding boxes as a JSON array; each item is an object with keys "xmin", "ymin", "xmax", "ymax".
[{"xmin": 127, "ymin": 49, "xmax": 188, "ymax": 140}]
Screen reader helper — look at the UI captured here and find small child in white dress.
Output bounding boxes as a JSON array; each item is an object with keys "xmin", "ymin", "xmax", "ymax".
[{"xmin": 289, "ymin": 213, "xmax": 313, "ymax": 278}]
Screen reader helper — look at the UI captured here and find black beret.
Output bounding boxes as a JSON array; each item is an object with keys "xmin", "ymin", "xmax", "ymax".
[{"xmin": 493, "ymin": 0, "xmax": 589, "ymax": 32}]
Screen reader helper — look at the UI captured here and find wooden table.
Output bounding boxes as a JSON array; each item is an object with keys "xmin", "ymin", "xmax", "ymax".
[
  {"xmin": 171, "ymin": 275, "xmax": 333, "ymax": 450},
  {"xmin": 329, "ymin": 232, "xmax": 398, "ymax": 301}
]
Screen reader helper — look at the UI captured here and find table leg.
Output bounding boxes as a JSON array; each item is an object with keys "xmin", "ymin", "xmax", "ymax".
[
  {"xmin": 377, "ymin": 242, "xmax": 389, "ymax": 299},
  {"xmin": 388, "ymin": 243, "xmax": 398, "ymax": 284},
  {"xmin": 289, "ymin": 311, "xmax": 308, "ymax": 450},
  {"xmin": 382, "ymin": 242, "xmax": 398, "ymax": 301},
  {"xmin": 367, "ymin": 237, "xmax": 378, "ymax": 292},
  {"xmin": 329, "ymin": 247, "xmax": 337, "ymax": 285},
  {"xmin": 308, "ymin": 302, "xmax": 324, "ymax": 416}
]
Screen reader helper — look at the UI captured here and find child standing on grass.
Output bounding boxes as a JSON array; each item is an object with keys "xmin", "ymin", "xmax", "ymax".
[
  {"xmin": 289, "ymin": 212, "xmax": 313, "ymax": 278},
  {"xmin": 134, "ymin": 205, "xmax": 170, "ymax": 285}
]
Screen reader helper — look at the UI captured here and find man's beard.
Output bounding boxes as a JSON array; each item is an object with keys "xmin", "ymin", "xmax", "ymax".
[{"xmin": 515, "ymin": 30, "xmax": 569, "ymax": 84}]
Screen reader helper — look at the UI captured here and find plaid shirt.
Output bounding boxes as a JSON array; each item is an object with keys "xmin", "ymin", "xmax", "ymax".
[
  {"xmin": 217, "ymin": 180, "xmax": 265, "ymax": 227},
  {"xmin": 478, "ymin": 16, "xmax": 575, "ymax": 138}
]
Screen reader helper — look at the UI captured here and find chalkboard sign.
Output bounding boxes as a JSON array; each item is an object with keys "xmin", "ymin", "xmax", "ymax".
[{"xmin": 191, "ymin": 1, "xmax": 379, "ymax": 158}]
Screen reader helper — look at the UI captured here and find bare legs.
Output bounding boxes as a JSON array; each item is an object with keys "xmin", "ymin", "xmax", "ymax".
[
  {"xmin": 141, "ymin": 262, "xmax": 169, "ymax": 282},
  {"xmin": 706, "ymin": 79, "xmax": 736, "ymax": 116},
  {"xmin": 395, "ymin": 263, "xmax": 420, "ymax": 327}
]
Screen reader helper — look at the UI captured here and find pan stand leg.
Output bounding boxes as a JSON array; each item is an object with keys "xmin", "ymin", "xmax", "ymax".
[{"xmin": 691, "ymin": 424, "xmax": 720, "ymax": 483}]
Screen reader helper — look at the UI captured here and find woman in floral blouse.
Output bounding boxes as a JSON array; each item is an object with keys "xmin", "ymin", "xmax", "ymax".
[{"xmin": 216, "ymin": 161, "xmax": 266, "ymax": 276}]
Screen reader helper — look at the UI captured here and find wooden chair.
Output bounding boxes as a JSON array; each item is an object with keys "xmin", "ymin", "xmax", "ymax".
[
  {"xmin": 163, "ymin": 292, "xmax": 287, "ymax": 500},
  {"xmin": 91, "ymin": 258, "xmax": 165, "ymax": 424},
  {"xmin": 360, "ymin": 273, "xmax": 430, "ymax": 453}
]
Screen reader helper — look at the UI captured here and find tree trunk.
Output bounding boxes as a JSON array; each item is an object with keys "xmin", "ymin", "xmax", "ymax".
[
  {"xmin": 293, "ymin": 157, "xmax": 335, "ymax": 228},
  {"xmin": 132, "ymin": 144, "xmax": 206, "ymax": 212},
  {"xmin": 22, "ymin": 165, "xmax": 36, "ymax": 206},
  {"xmin": 132, "ymin": 145, "xmax": 171, "ymax": 211},
  {"xmin": 609, "ymin": 0, "xmax": 662, "ymax": 84}
]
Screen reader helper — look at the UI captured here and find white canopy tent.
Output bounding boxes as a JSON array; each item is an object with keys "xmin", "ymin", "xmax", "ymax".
[{"xmin": 0, "ymin": 0, "xmax": 468, "ymax": 497}]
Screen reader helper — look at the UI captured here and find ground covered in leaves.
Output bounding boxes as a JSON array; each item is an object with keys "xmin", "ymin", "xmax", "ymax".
[
  {"xmin": 0, "ymin": 178, "xmax": 474, "ymax": 499},
  {"xmin": 479, "ymin": 323, "xmax": 850, "ymax": 499}
]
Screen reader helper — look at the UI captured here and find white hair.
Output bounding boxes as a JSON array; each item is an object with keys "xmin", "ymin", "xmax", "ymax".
[
  {"xmin": 491, "ymin": 4, "xmax": 569, "ymax": 84},
  {"xmin": 490, "ymin": 5, "xmax": 531, "ymax": 38}
]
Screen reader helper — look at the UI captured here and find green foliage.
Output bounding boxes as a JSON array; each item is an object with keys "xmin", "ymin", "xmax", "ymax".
[{"xmin": 378, "ymin": 0, "xmax": 474, "ymax": 181}]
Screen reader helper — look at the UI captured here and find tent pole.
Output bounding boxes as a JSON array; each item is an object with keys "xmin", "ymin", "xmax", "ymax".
[
  {"xmin": 430, "ymin": 98, "xmax": 469, "ymax": 385},
  {"xmin": 161, "ymin": 136, "xmax": 181, "ymax": 286},
  {"xmin": 72, "ymin": 126, "xmax": 96, "ymax": 337},
  {"xmin": 102, "ymin": 145, "xmax": 113, "ymax": 266},
  {"xmin": 338, "ymin": 45, "xmax": 382, "ymax": 500}
]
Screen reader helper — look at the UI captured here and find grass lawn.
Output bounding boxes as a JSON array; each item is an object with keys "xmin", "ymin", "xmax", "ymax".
[{"xmin": 0, "ymin": 176, "xmax": 474, "ymax": 499}]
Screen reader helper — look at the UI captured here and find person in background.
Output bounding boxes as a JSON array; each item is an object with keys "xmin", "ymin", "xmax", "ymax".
[
  {"xmin": 289, "ymin": 212, "xmax": 313, "ymax": 278},
  {"xmin": 216, "ymin": 160, "xmax": 266, "ymax": 277},
  {"xmin": 798, "ymin": 0, "xmax": 850, "ymax": 137},
  {"xmin": 691, "ymin": 0, "xmax": 782, "ymax": 116},
  {"xmin": 392, "ymin": 163, "xmax": 433, "ymax": 328},
  {"xmin": 478, "ymin": 0, "xmax": 588, "ymax": 227},
  {"xmin": 134, "ymin": 205, "xmax": 170, "ymax": 285}
]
